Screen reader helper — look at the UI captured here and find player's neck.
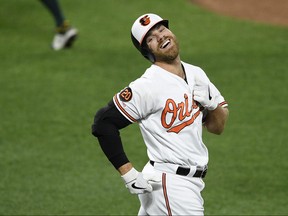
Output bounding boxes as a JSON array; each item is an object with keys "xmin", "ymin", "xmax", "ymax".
[{"xmin": 155, "ymin": 57, "xmax": 185, "ymax": 79}]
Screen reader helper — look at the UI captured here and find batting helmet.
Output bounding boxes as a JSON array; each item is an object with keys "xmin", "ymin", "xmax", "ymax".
[{"xmin": 131, "ymin": 13, "xmax": 169, "ymax": 63}]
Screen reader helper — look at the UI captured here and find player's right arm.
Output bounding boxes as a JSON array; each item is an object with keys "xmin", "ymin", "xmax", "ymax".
[
  {"xmin": 91, "ymin": 100, "xmax": 131, "ymax": 170},
  {"xmin": 91, "ymin": 100, "xmax": 158, "ymax": 194}
]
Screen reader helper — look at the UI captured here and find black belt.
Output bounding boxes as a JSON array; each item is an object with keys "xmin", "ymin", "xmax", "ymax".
[{"xmin": 150, "ymin": 161, "xmax": 207, "ymax": 178}]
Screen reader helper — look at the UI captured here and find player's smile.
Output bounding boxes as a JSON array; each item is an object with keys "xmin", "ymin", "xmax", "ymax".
[{"xmin": 160, "ymin": 38, "xmax": 171, "ymax": 49}]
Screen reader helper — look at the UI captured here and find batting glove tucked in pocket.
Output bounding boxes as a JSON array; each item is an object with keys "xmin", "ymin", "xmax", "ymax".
[{"xmin": 121, "ymin": 167, "xmax": 160, "ymax": 194}]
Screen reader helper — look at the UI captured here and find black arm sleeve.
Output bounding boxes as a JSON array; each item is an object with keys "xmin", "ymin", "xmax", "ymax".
[{"xmin": 91, "ymin": 100, "xmax": 132, "ymax": 169}]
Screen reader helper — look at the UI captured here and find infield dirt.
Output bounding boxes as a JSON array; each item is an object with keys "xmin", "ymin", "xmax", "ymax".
[{"xmin": 190, "ymin": 0, "xmax": 288, "ymax": 27}]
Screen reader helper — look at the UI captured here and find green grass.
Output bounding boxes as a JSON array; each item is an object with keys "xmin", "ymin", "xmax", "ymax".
[{"xmin": 1, "ymin": 0, "xmax": 288, "ymax": 215}]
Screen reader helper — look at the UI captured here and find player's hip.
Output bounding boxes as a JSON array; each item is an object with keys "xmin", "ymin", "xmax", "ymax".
[{"xmin": 139, "ymin": 162, "xmax": 205, "ymax": 215}]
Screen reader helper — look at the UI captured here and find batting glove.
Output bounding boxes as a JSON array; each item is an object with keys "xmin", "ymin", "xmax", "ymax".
[
  {"xmin": 121, "ymin": 168, "xmax": 158, "ymax": 195},
  {"xmin": 194, "ymin": 78, "xmax": 218, "ymax": 111}
]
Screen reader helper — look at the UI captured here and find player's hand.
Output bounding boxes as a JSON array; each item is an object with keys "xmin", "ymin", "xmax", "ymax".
[
  {"xmin": 121, "ymin": 167, "xmax": 159, "ymax": 194},
  {"xmin": 194, "ymin": 78, "xmax": 217, "ymax": 111}
]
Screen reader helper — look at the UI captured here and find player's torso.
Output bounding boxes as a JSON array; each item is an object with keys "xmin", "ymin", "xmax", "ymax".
[
  {"xmin": 134, "ymin": 64, "xmax": 208, "ymax": 166},
  {"xmin": 146, "ymin": 66, "xmax": 200, "ymax": 134}
]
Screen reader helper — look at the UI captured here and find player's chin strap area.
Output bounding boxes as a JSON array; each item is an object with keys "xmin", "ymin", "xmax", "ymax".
[{"xmin": 150, "ymin": 161, "xmax": 208, "ymax": 178}]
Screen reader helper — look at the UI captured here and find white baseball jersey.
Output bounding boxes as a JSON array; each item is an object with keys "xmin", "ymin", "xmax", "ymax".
[{"xmin": 113, "ymin": 62, "xmax": 228, "ymax": 167}]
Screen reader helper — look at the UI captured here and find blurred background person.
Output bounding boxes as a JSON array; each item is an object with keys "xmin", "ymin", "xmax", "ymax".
[{"xmin": 39, "ymin": 0, "xmax": 78, "ymax": 50}]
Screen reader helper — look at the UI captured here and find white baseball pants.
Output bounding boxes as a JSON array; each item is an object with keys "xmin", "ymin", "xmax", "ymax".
[{"xmin": 137, "ymin": 162, "xmax": 205, "ymax": 216}]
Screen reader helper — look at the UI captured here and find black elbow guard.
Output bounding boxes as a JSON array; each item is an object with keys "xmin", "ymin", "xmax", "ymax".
[
  {"xmin": 92, "ymin": 100, "xmax": 131, "ymax": 137},
  {"xmin": 91, "ymin": 106, "xmax": 108, "ymax": 137}
]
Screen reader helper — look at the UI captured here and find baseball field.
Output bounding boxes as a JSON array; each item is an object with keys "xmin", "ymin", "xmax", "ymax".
[{"xmin": 1, "ymin": 0, "xmax": 287, "ymax": 215}]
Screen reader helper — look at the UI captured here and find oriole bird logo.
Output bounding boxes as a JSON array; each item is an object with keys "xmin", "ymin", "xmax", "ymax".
[{"xmin": 140, "ymin": 15, "xmax": 150, "ymax": 26}]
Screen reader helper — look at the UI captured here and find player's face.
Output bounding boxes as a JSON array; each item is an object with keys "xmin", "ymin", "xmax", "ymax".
[{"xmin": 145, "ymin": 24, "xmax": 179, "ymax": 63}]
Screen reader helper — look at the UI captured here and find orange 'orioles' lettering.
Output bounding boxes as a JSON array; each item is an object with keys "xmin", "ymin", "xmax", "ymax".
[{"xmin": 161, "ymin": 94, "xmax": 200, "ymax": 134}]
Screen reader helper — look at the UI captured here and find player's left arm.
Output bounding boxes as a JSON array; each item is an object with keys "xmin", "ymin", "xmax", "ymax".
[
  {"xmin": 204, "ymin": 106, "xmax": 229, "ymax": 135},
  {"xmin": 193, "ymin": 76, "xmax": 229, "ymax": 135}
]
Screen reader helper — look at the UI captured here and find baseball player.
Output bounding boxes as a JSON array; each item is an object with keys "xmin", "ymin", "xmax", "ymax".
[
  {"xmin": 39, "ymin": 0, "xmax": 78, "ymax": 50},
  {"xmin": 92, "ymin": 13, "xmax": 229, "ymax": 216}
]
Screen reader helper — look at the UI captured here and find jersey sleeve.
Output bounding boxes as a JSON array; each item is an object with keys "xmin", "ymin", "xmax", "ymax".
[
  {"xmin": 209, "ymin": 82, "xmax": 228, "ymax": 108},
  {"xmin": 113, "ymin": 80, "xmax": 152, "ymax": 123}
]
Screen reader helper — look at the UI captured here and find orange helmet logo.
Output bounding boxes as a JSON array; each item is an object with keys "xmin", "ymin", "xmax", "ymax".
[{"xmin": 139, "ymin": 15, "xmax": 150, "ymax": 26}]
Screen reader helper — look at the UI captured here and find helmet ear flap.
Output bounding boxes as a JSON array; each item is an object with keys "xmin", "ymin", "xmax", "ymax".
[
  {"xmin": 140, "ymin": 46, "xmax": 155, "ymax": 63},
  {"xmin": 131, "ymin": 33, "xmax": 155, "ymax": 63}
]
